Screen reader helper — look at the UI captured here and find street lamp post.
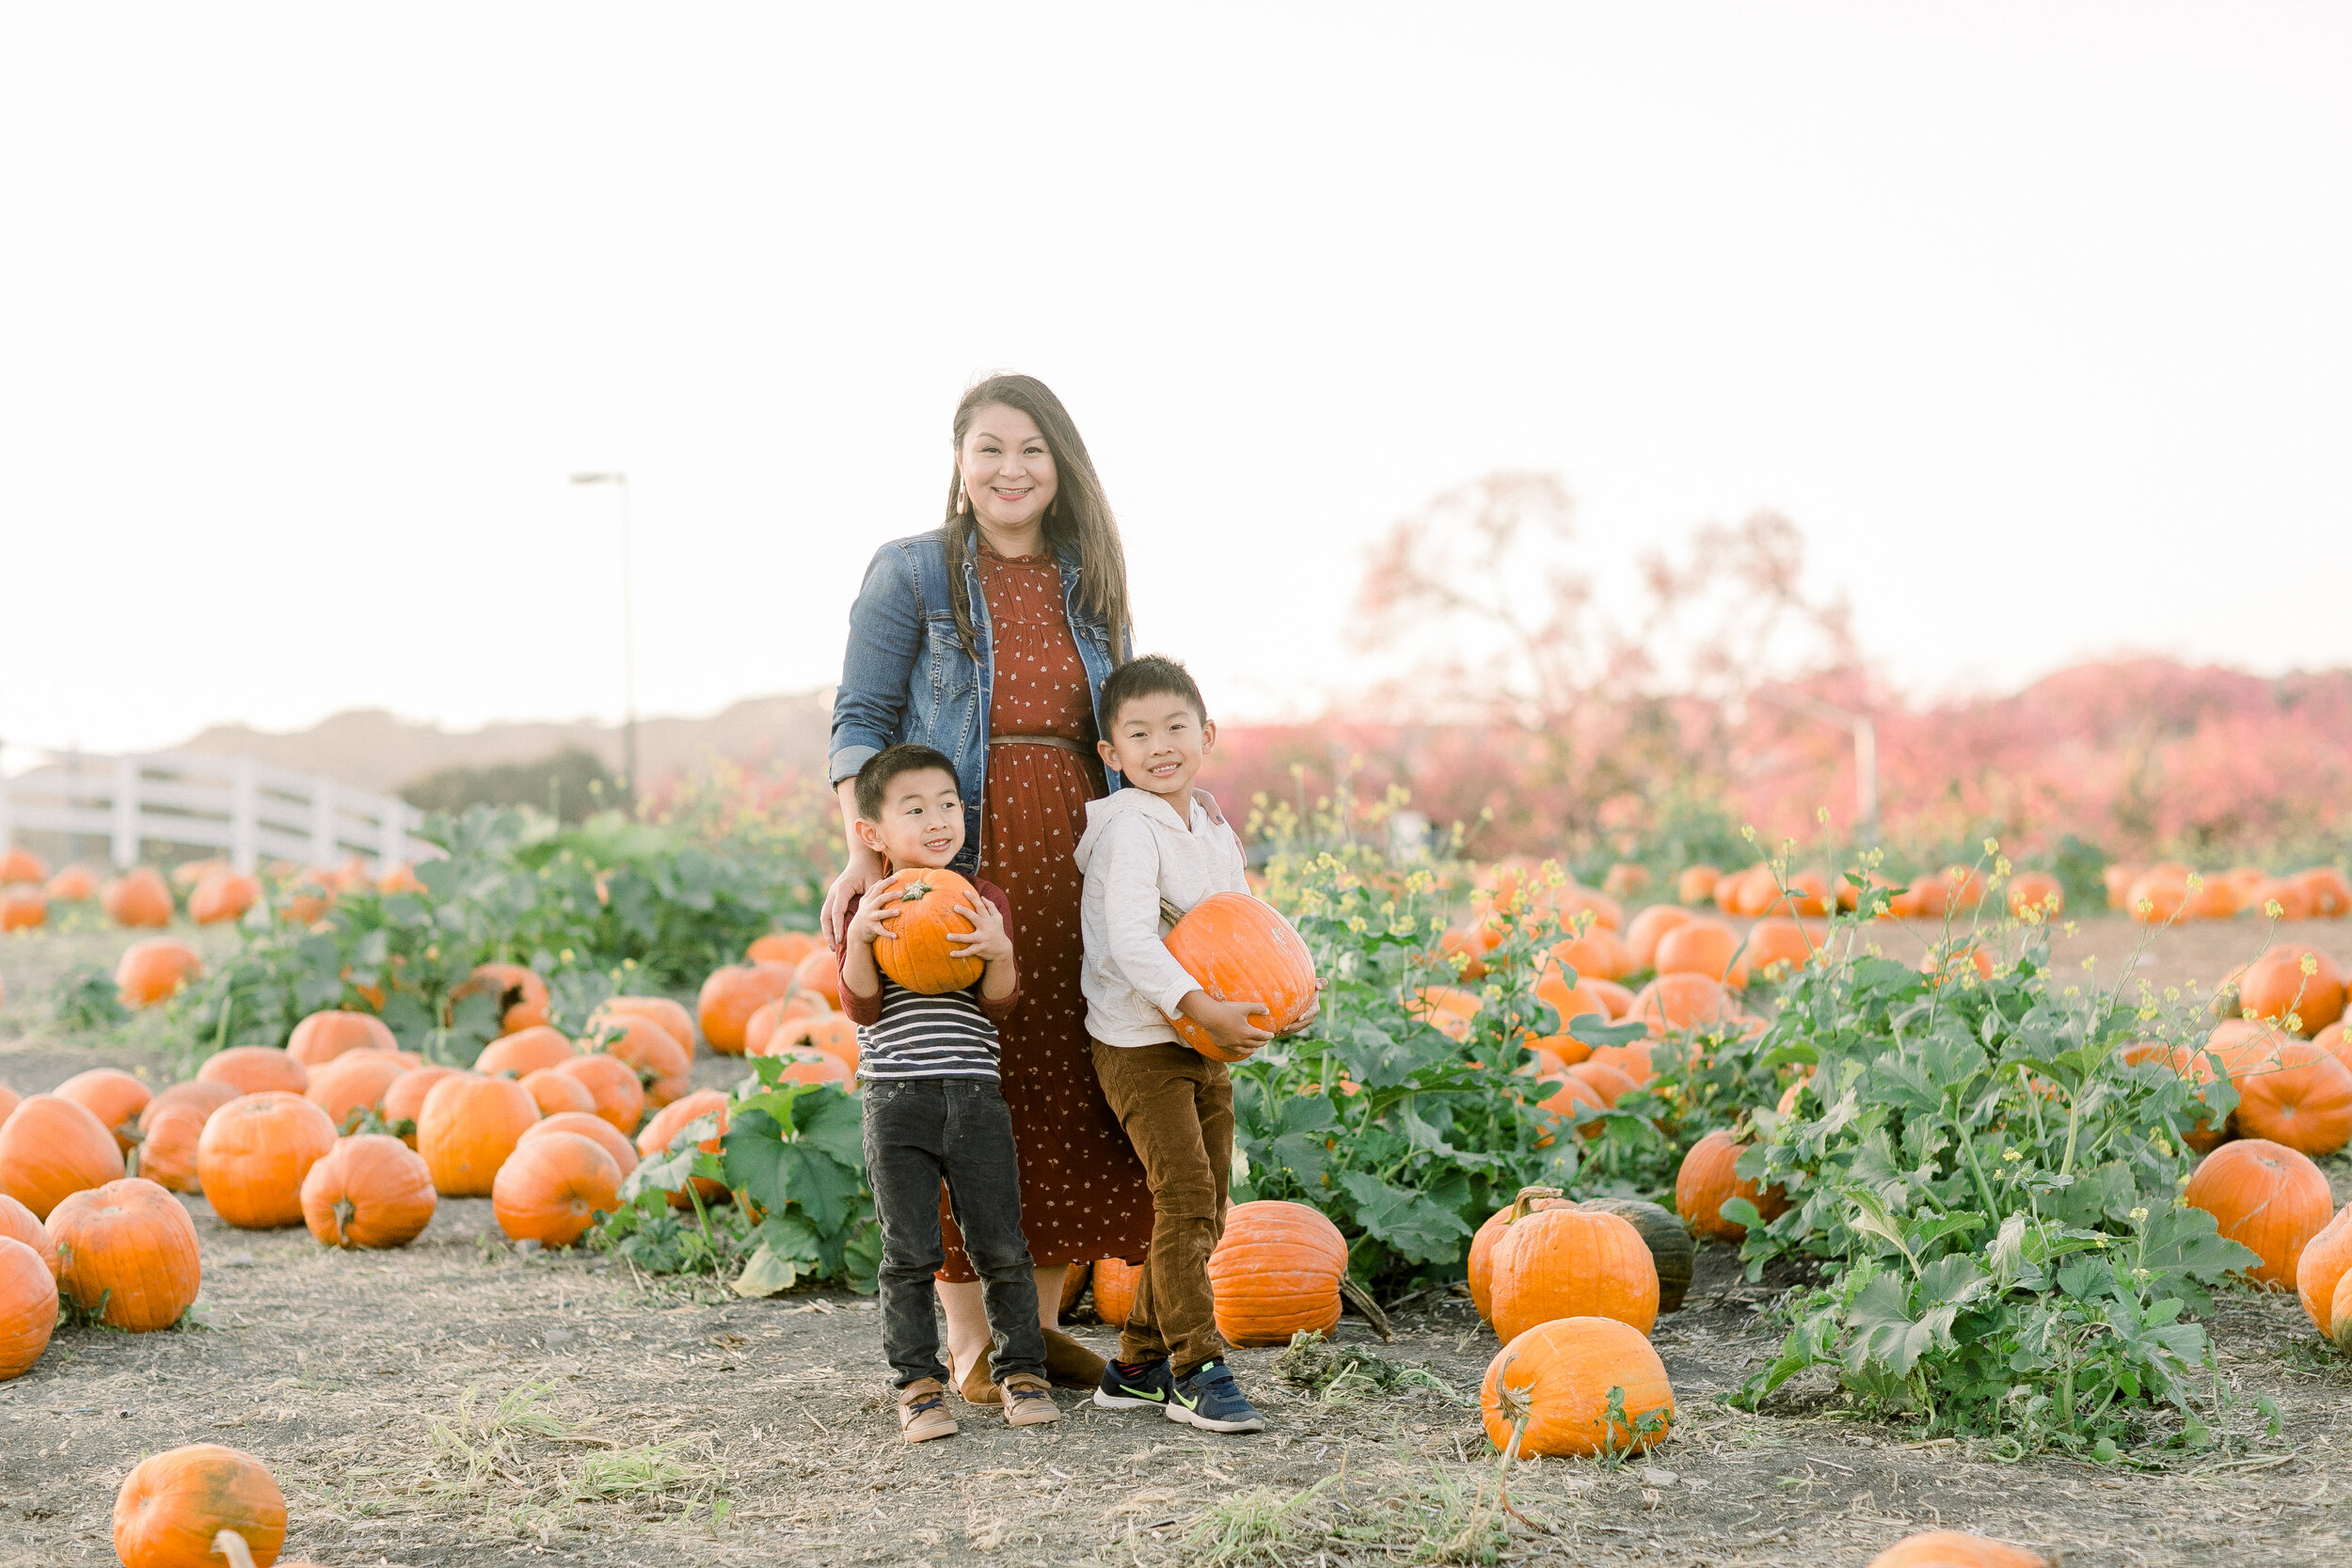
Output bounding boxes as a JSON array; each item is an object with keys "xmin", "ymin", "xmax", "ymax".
[{"xmin": 568, "ymin": 471, "xmax": 638, "ymax": 813}]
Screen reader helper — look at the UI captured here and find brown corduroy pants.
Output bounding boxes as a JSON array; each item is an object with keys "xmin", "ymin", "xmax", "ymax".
[{"xmin": 1089, "ymin": 1039, "xmax": 1233, "ymax": 1376}]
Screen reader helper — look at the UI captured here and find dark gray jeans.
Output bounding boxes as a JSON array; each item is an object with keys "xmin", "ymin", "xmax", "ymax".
[{"xmin": 861, "ymin": 1075, "xmax": 1045, "ymax": 1389}]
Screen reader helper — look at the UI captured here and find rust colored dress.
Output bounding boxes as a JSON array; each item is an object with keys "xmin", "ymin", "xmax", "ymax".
[{"xmin": 936, "ymin": 547, "xmax": 1155, "ymax": 1280}]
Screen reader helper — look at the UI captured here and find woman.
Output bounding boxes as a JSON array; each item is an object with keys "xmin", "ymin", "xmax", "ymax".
[{"xmin": 824, "ymin": 373, "xmax": 1154, "ymax": 1399}]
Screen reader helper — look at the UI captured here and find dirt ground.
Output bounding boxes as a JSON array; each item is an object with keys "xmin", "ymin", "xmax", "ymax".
[{"xmin": 4, "ymin": 913, "xmax": 2351, "ymax": 1568}]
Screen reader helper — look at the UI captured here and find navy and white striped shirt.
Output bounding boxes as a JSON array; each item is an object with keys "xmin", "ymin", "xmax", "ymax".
[{"xmin": 834, "ymin": 878, "xmax": 1021, "ymax": 1082}]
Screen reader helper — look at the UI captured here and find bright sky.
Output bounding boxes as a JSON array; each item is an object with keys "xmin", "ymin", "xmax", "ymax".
[{"xmin": 4, "ymin": 4, "xmax": 2347, "ymax": 761}]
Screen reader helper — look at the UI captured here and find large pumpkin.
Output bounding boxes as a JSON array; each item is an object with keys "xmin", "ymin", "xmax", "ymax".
[
  {"xmin": 591, "ymin": 995, "xmax": 695, "ymax": 1052},
  {"xmin": 1625, "ymin": 974, "xmax": 1736, "ymax": 1034},
  {"xmin": 143, "ymin": 1080, "xmax": 240, "ymax": 1127},
  {"xmin": 793, "ymin": 948, "xmax": 846, "ymax": 1008},
  {"xmin": 2295, "ymin": 1203, "xmax": 2352, "ymax": 1347},
  {"xmin": 0, "ymin": 1093, "xmax": 125, "ymax": 1219},
  {"xmin": 696, "ymin": 962, "xmax": 800, "ymax": 1054},
  {"xmin": 198, "ymin": 1047, "xmax": 309, "ymax": 1098},
  {"xmin": 755, "ymin": 1012, "xmax": 861, "ymax": 1071},
  {"xmin": 1208, "ymin": 1200, "xmax": 1347, "ymax": 1346},
  {"xmin": 1488, "ymin": 1206, "xmax": 1659, "ymax": 1343},
  {"xmin": 113, "ymin": 1444, "xmax": 287, "ymax": 1568},
  {"xmin": 381, "ymin": 1065, "xmax": 464, "ymax": 1145},
  {"xmin": 1676, "ymin": 1128, "xmax": 1787, "ymax": 1241},
  {"xmin": 1576, "ymin": 1196, "xmax": 1694, "ymax": 1314},
  {"xmin": 43, "ymin": 863, "xmax": 98, "ymax": 902},
  {"xmin": 2295, "ymin": 866, "xmax": 2352, "ymax": 918},
  {"xmin": 1547, "ymin": 928, "xmax": 1632, "ymax": 984},
  {"xmin": 136, "ymin": 1102, "xmax": 210, "ymax": 1194},
  {"xmin": 103, "ymin": 866, "xmax": 174, "ymax": 927},
  {"xmin": 451, "ymin": 962, "xmax": 550, "ymax": 1033},
  {"xmin": 286, "ymin": 1009, "xmax": 397, "ymax": 1068},
  {"xmin": 636, "ymin": 1089, "xmax": 730, "ymax": 1206},
  {"xmin": 0, "ymin": 847, "xmax": 47, "ymax": 885},
  {"xmin": 44, "ymin": 1177, "xmax": 202, "ymax": 1331},
  {"xmin": 1652, "ymin": 919, "xmax": 1746, "ymax": 989},
  {"xmin": 2006, "ymin": 871, "xmax": 2065, "ymax": 920},
  {"xmin": 493, "ymin": 1131, "xmax": 622, "ymax": 1247},
  {"xmin": 0, "ymin": 1235, "xmax": 56, "ymax": 1380},
  {"xmin": 0, "ymin": 890, "xmax": 43, "ymax": 931},
  {"xmin": 1867, "ymin": 1531, "xmax": 2051, "ymax": 1568},
  {"xmin": 2237, "ymin": 947, "xmax": 2346, "ymax": 1036},
  {"xmin": 592, "ymin": 1014, "xmax": 693, "ymax": 1107},
  {"xmin": 743, "ymin": 991, "xmax": 829, "ymax": 1054},
  {"xmin": 2183, "ymin": 1137, "xmax": 2333, "ymax": 1289},
  {"xmin": 300, "ymin": 1134, "xmax": 437, "ymax": 1249},
  {"xmin": 551, "ymin": 1053, "xmax": 646, "ymax": 1134},
  {"xmin": 1161, "ymin": 895, "xmax": 1319, "ymax": 1063},
  {"xmin": 2229, "ymin": 1037, "xmax": 2352, "ymax": 1155},
  {"xmin": 1625, "ymin": 904, "xmax": 1695, "ymax": 968},
  {"xmin": 116, "ymin": 939, "xmax": 204, "ymax": 1006},
  {"xmin": 1091, "ymin": 1257, "xmax": 1141, "ymax": 1327},
  {"xmin": 303, "ymin": 1052, "xmax": 410, "ymax": 1132},
  {"xmin": 1468, "ymin": 1186, "xmax": 1573, "ymax": 1324},
  {"xmin": 418, "ymin": 1074, "xmax": 540, "ymax": 1196},
  {"xmin": 868, "ymin": 867, "xmax": 988, "ymax": 994},
  {"xmin": 1741, "ymin": 918, "xmax": 1820, "ymax": 980},
  {"xmin": 747, "ymin": 929, "xmax": 821, "ymax": 967},
  {"xmin": 55, "ymin": 1067, "xmax": 152, "ymax": 1153},
  {"xmin": 1675, "ymin": 864, "xmax": 1721, "ymax": 905},
  {"xmin": 521, "ymin": 1112, "xmax": 640, "ymax": 1179},
  {"xmin": 519, "ymin": 1068, "xmax": 597, "ymax": 1119},
  {"xmin": 1566, "ymin": 1060, "xmax": 1639, "ymax": 1107},
  {"xmin": 476, "ymin": 1024, "xmax": 579, "ymax": 1079},
  {"xmin": 198, "ymin": 1093, "xmax": 338, "ymax": 1229},
  {"xmin": 187, "ymin": 871, "xmax": 262, "ymax": 926},
  {"xmin": 1479, "ymin": 1317, "xmax": 1674, "ymax": 1457},
  {"xmin": 0, "ymin": 1193, "xmax": 59, "ymax": 1275}
]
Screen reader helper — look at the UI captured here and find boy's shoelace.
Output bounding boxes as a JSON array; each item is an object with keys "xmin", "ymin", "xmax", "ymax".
[{"xmin": 907, "ymin": 1393, "xmax": 946, "ymax": 1416}]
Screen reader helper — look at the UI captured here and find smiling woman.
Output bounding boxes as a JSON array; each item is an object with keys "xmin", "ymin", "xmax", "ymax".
[{"xmin": 823, "ymin": 373, "xmax": 1154, "ymax": 1404}]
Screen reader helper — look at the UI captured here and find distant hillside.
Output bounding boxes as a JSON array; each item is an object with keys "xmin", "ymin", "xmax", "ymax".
[{"xmin": 169, "ymin": 692, "xmax": 834, "ymax": 796}]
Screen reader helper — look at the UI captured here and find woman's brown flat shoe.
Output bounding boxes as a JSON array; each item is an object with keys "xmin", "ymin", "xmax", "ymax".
[
  {"xmin": 958, "ymin": 1352, "xmax": 1002, "ymax": 1405},
  {"xmin": 1042, "ymin": 1327, "xmax": 1106, "ymax": 1389}
]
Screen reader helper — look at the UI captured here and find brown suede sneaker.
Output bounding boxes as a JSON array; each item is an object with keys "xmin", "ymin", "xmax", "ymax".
[
  {"xmin": 898, "ymin": 1378, "xmax": 959, "ymax": 1443},
  {"xmin": 999, "ymin": 1373, "xmax": 1062, "ymax": 1428},
  {"xmin": 1042, "ymin": 1326, "xmax": 1107, "ymax": 1389}
]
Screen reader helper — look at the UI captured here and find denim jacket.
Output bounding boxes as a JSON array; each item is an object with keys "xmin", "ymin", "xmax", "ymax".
[{"xmin": 830, "ymin": 529, "xmax": 1128, "ymax": 875}]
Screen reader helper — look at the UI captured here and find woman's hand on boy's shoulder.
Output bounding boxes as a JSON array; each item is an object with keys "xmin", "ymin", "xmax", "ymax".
[{"xmin": 949, "ymin": 896, "xmax": 1015, "ymax": 967}]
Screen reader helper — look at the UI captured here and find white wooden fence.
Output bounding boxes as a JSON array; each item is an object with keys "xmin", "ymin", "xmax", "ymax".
[{"xmin": 0, "ymin": 750, "xmax": 429, "ymax": 874}]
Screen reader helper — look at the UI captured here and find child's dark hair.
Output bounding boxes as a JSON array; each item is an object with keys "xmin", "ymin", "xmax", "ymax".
[
  {"xmin": 1097, "ymin": 655, "xmax": 1207, "ymax": 730},
  {"xmin": 854, "ymin": 743, "xmax": 960, "ymax": 821}
]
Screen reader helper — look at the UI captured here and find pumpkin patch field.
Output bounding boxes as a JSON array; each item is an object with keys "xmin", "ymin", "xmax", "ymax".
[{"xmin": 4, "ymin": 818, "xmax": 2352, "ymax": 1564}]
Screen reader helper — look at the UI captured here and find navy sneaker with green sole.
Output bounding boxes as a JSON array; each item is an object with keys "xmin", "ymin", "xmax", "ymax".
[
  {"xmin": 1167, "ymin": 1359, "xmax": 1265, "ymax": 1433},
  {"xmin": 1094, "ymin": 1356, "xmax": 1177, "ymax": 1410}
]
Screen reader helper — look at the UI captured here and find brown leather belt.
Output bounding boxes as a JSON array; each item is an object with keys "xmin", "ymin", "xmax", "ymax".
[{"xmin": 988, "ymin": 734, "xmax": 1088, "ymax": 754}]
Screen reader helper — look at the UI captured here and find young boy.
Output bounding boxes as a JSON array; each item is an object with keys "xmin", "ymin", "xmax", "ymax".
[
  {"xmin": 1075, "ymin": 655, "xmax": 1283, "ymax": 1434},
  {"xmin": 835, "ymin": 742, "xmax": 1060, "ymax": 1441}
]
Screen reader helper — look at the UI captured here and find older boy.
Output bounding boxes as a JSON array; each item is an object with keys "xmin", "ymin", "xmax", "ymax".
[
  {"xmin": 836, "ymin": 742, "xmax": 1059, "ymax": 1440},
  {"xmin": 1075, "ymin": 656, "xmax": 1280, "ymax": 1434}
]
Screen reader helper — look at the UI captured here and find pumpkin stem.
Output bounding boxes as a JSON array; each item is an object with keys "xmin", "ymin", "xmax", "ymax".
[
  {"xmin": 1504, "ymin": 1185, "xmax": 1563, "ymax": 1225},
  {"xmin": 334, "ymin": 1196, "xmax": 357, "ymax": 1246},
  {"xmin": 211, "ymin": 1529, "xmax": 261, "ymax": 1568}
]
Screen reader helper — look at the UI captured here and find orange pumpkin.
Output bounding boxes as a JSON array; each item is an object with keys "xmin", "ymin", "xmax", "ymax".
[
  {"xmin": 116, "ymin": 938, "xmax": 204, "ymax": 1006},
  {"xmin": 55, "ymin": 1067, "xmax": 152, "ymax": 1153},
  {"xmin": 43, "ymin": 863, "xmax": 98, "ymax": 902},
  {"xmin": 1759, "ymin": 870, "xmax": 1832, "ymax": 919},
  {"xmin": 1208, "ymin": 1199, "xmax": 1347, "ymax": 1346},
  {"xmin": 2229, "ymin": 1037, "xmax": 2352, "ymax": 1156},
  {"xmin": 492, "ymin": 1131, "xmax": 622, "ymax": 1247},
  {"xmin": 742, "ymin": 990, "xmax": 830, "ymax": 1054},
  {"xmin": 187, "ymin": 871, "xmax": 261, "ymax": 926},
  {"xmin": 1566, "ymin": 1059, "xmax": 1639, "ymax": 1107},
  {"xmin": 1676, "ymin": 1128, "xmax": 1787, "ymax": 1241},
  {"xmin": 142, "ymin": 1079, "xmax": 239, "ymax": 1127},
  {"xmin": 868, "ymin": 866, "xmax": 989, "ymax": 994},
  {"xmin": 2006, "ymin": 871, "xmax": 2064, "ymax": 919},
  {"xmin": 2236, "ymin": 946, "xmax": 2346, "ymax": 1036},
  {"xmin": 1437, "ymin": 924, "xmax": 1499, "ymax": 980},
  {"xmin": 2294, "ymin": 866, "xmax": 2351, "ymax": 919},
  {"xmin": 1467, "ymin": 1186, "xmax": 1574, "ymax": 1324},
  {"xmin": 1583, "ymin": 977, "xmax": 1635, "ymax": 1020},
  {"xmin": 1586, "ymin": 1040, "xmax": 1654, "ymax": 1085},
  {"xmin": 747, "ymin": 929, "xmax": 821, "ymax": 967},
  {"xmin": 1161, "ymin": 894, "xmax": 1319, "ymax": 1062},
  {"xmin": 519, "ymin": 1068, "xmax": 597, "ymax": 1119},
  {"xmin": 1091, "ymin": 1257, "xmax": 1141, "ymax": 1327},
  {"xmin": 0, "ymin": 847, "xmax": 48, "ymax": 885},
  {"xmin": 450, "ymin": 962, "xmax": 550, "ymax": 1033},
  {"xmin": 198, "ymin": 1047, "xmax": 309, "ymax": 1099},
  {"xmin": 1548, "ymin": 928, "xmax": 1633, "ymax": 983},
  {"xmin": 286, "ymin": 1008, "xmax": 397, "ymax": 1068},
  {"xmin": 1488, "ymin": 1206, "xmax": 1659, "ymax": 1343},
  {"xmin": 0, "ymin": 1192, "xmax": 61, "ymax": 1275},
  {"xmin": 1519, "ymin": 1037, "xmax": 1587, "ymax": 1075},
  {"xmin": 697, "ymin": 962, "xmax": 801, "ymax": 1054},
  {"xmin": 102, "ymin": 866, "xmax": 174, "ymax": 927},
  {"xmin": 475, "ymin": 1024, "xmax": 578, "ymax": 1079},
  {"xmin": 2126, "ymin": 867, "xmax": 2190, "ymax": 924},
  {"xmin": 1600, "ymin": 863, "xmax": 1651, "ymax": 899},
  {"xmin": 1532, "ymin": 970, "xmax": 1608, "ymax": 1037},
  {"xmin": 303, "ymin": 1052, "xmax": 411, "ymax": 1131},
  {"xmin": 594, "ymin": 1013, "xmax": 693, "ymax": 1108},
  {"xmin": 170, "ymin": 858, "xmax": 230, "ymax": 890},
  {"xmin": 2183, "ymin": 1137, "xmax": 2332, "ymax": 1288},
  {"xmin": 2251, "ymin": 877, "xmax": 2317, "ymax": 921},
  {"xmin": 136, "ymin": 1102, "xmax": 209, "ymax": 1194},
  {"xmin": 113, "ymin": 1444, "xmax": 286, "ymax": 1568},
  {"xmin": 1741, "ymin": 918, "xmax": 1820, "ymax": 980},
  {"xmin": 197, "ymin": 1093, "xmax": 338, "ymax": 1229},
  {"xmin": 0, "ymin": 890, "xmax": 44, "ymax": 931},
  {"xmin": 1480, "ymin": 1316, "xmax": 1674, "ymax": 1457},
  {"xmin": 381, "ymin": 1065, "xmax": 463, "ymax": 1144},
  {"xmin": 588, "ymin": 995, "xmax": 695, "ymax": 1053},
  {"xmin": 2295, "ymin": 1203, "xmax": 2352, "ymax": 1346},
  {"xmin": 0, "ymin": 1093, "xmax": 125, "ymax": 1218},
  {"xmin": 376, "ymin": 861, "xmax": 427, "ymax": 895},
  {"xmin": 1867, "ymin": 1531, "xmax": 2050, "ymax": 1568},
  {"xmin": 792, "ymin": 948, "xmax": 846, "ymax": 1009},
  {"xmin": 1653, "ymin": 919, "xmax": 1747, "ymax": 990},
  {"xmin": 0, "ymin": 1235, "xmax": 56, "ymax": 1380},
  {"xmin": 1624, "ymin": 904, "xmax": 1694, "ymax": 969},
  {"xmin": 45, "ymin": 1176, "xmax": 202, "ymax": 1330},
  {"xmin": 551, "ymin": 1053, "xmax": 645, "ymax": 1134},
  {"xmin": 1625, "ymin": 974, "xmax": 1735, "ymax": 1034},
  {"xmin": 1534, "ymin": 1072, "xmax": 1607, "ymax": 1145},
  {"xmin": 760, "ymin": 1012, "xmax": 861, "ymax": 1073},
  {"xmin": 1675, "ymin": 864, "xmax": 1721, "ymax": 905},
  {"xmin": 636, "ymin": 1089, "xmax": 730, "ymax": 1206},
  {"xmin": 770, "ymin": 1049, "xmax": 853, "ymax": 1087},
  {"xmin": 521, "ymin": 1111, "xmax": 640, "ymax": 1179},
  {"xmin": 417, "ymin": 1073, "xmax": 540, "ymax": 1196}
]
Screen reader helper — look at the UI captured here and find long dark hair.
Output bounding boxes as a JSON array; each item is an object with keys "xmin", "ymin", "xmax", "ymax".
[{"xmin": 941, "ymin": 374, "xmax": 1130, "ymax": 658}]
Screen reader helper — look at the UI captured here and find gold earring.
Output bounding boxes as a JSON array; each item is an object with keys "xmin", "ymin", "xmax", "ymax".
[{"xmin": 956, "ymin": 483, "xmax": 969, "ymax": 515}]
